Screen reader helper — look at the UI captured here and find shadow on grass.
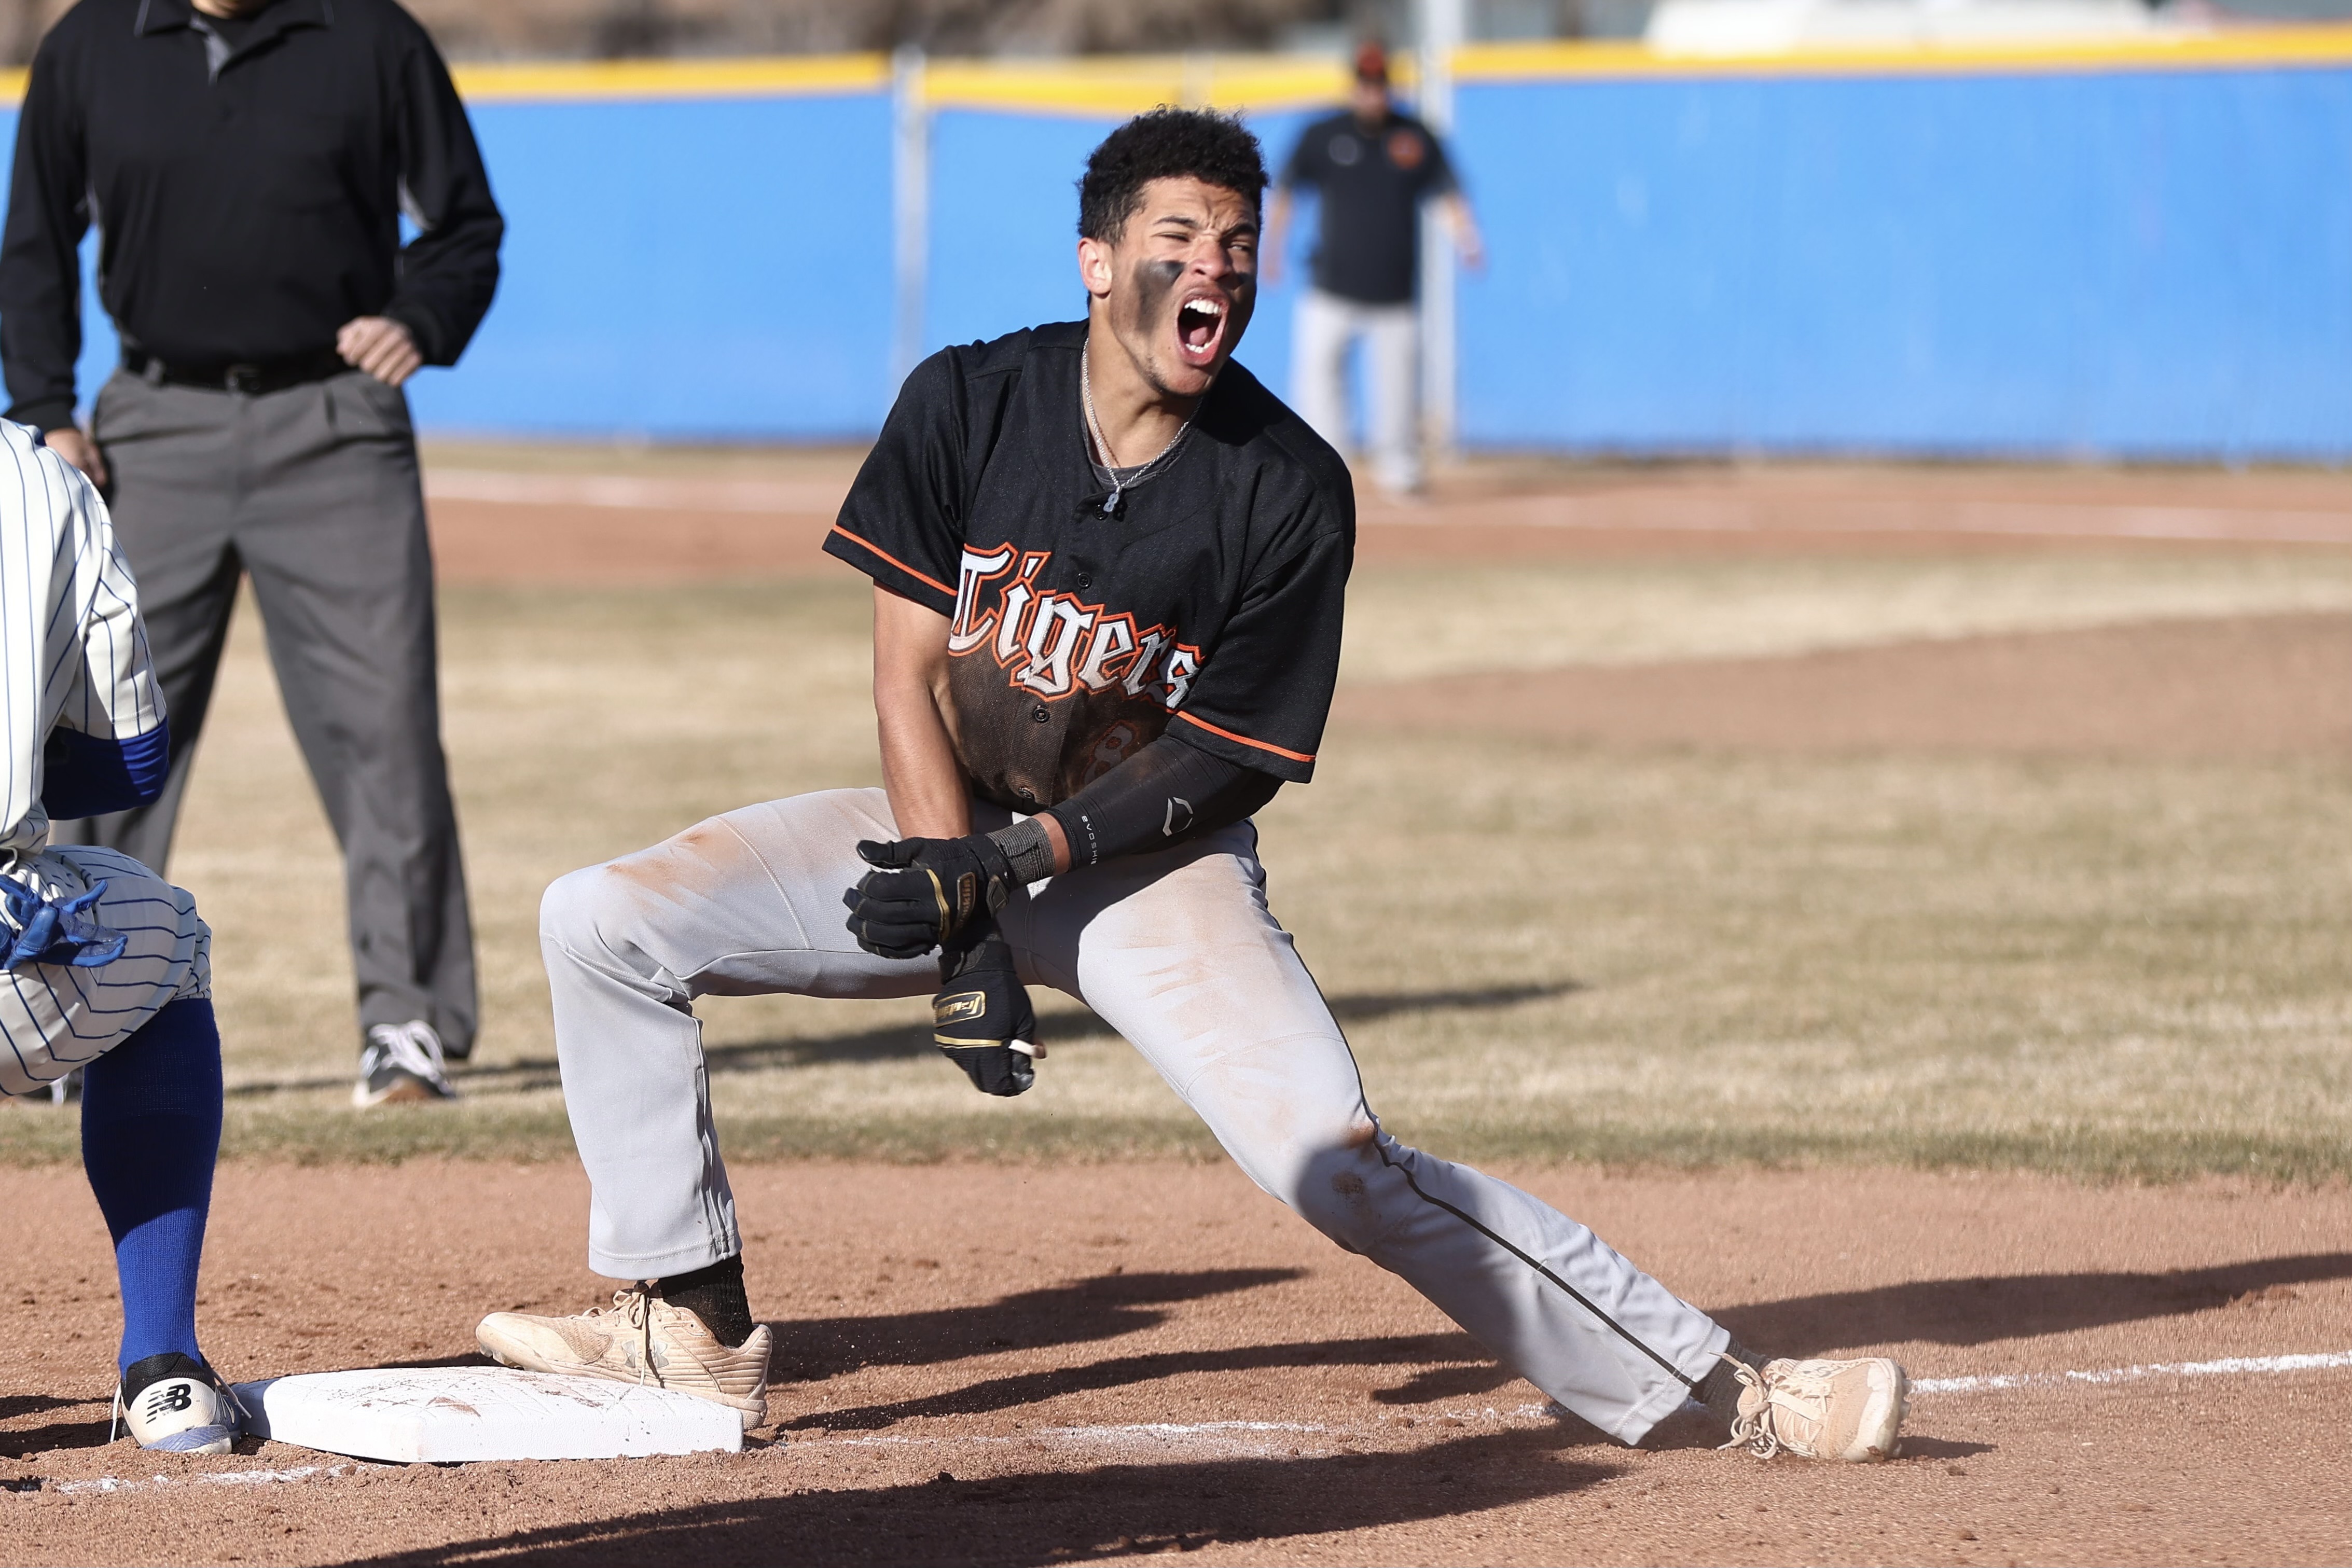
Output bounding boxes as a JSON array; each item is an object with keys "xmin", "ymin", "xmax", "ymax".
[
  {"xmin": 1719, "ymin": 1252, "xmax": 2352, "ymax": 1352},
  {"xmin": 220, "ymin": 981, "xmax": 1584, "ymax": 1099},
  {"xmin": 342, "ymin": 1428, "xmax": 1614, "ymax": 1568}
]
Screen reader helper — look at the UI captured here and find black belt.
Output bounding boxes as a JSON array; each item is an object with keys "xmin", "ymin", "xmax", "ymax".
[{"xmin": 122, "ymin": 346, "xmax": 349, "ymax": 396}]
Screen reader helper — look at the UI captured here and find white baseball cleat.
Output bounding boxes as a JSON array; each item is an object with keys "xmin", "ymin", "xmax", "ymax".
[
  {"xmin": 476, "ymin": 1286, "xmax": 771, "ymax": 1432},
  {"xmin": 115, "ymin": 1352, "xmax": 243, "ymax": 1454},
  {"xmin": 354, "ymin": 1020, "xmax": 457, "ymax": 1106},
  {"xmin": 1722, "ymin": 1354, "xmax": 1909, "ymax": 1461}
]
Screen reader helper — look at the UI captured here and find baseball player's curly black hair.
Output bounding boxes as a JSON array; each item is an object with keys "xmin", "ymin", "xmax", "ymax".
[{"xmin": 1077, "ymin": 108, "xmax": 1268, "ymax": 242}]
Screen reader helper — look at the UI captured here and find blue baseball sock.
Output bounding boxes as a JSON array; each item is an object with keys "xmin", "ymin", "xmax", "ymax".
[{"xmin": 78, "ymin": 998, "xmax": 224, "ymax": 1376}]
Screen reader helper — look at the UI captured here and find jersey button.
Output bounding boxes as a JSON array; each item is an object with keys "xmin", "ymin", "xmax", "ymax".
[
  {"xmin": 1076, "ymin": 572, "xmax": 1092, "ymax": 589},
  {"xmin": 1030, "ymin": 705, "xmax": 1050, "ymax": 724}
]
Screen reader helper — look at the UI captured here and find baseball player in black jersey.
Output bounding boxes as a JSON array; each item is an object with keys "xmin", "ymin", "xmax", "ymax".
[{"xmin": 476, "ymin": 109, "xmax": 1911, "ymax": 1461}]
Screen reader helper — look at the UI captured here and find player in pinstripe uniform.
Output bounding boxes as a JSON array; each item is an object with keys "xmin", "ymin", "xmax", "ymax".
[{"xmin": 0, "ymin": 418, "xmax": 246, "ymax": 1453}]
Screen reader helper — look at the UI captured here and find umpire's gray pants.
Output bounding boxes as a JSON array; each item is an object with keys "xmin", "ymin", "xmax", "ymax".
[
  {"xmin": 56, "ymin": 367, "xmax": 478, "ymax": 1055},
  {"xmin": 540, "ymin": 787, "xmax": 1731, "ymax": 1445}
]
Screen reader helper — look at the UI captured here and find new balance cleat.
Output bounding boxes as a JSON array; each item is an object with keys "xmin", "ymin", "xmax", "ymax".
[
  {"xmin": 1723, "ymin": 1354, "xmax": 1908, "ymax": 1461},
  {"xmin": 476, "ymin": 1286, "xmax": 771, "ymax": 1432},
  {"xmin": 354, "ymin": 1020, "xmax": 456, "ymax": 1106},
  {"xmin": 115, "ymin": 1352, "xmax": 242, "ymax": 1454}
]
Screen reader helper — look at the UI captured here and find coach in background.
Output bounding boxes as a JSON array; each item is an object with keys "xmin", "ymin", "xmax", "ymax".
[
  {"xmin": 1266, "ymin": 40, "xmax": 1482, "ymax": 498},
  {"xmin": 0, "ymin": 0, "xmax": 503, "ymax": 1107}
]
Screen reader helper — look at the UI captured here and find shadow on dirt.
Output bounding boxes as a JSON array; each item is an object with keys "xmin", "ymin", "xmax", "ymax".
[
  {"xmin": 341, "ymin": 1427, "xmax": 1615, "ymax": 1568},
  {"xmin": 767, "ymin": 1268, "xmax": 1308, "ymax": 1387},
  {"xmin": 1370, "ymin": 1362, "xmax": 1521, "ymax": 1405},
  {"xmin": 0, "ymin": 1411, "xmax": 110, "ymax": 1459},
  {"xmin": 1717, "ymin": 1252, "xmax": 2352, "ymax": 1351},
  {"xmin": 224, "ymin": 981, "xmax": 1582, "ymax": 1098},
  {"xmin": 787, "ymin": 1331, "xmax": 1494, "ymax": 1433}
]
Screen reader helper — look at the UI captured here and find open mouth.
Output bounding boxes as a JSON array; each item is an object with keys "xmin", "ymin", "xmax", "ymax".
[{"xmin": 1175, "ymin": 293, "xmax": 1228, "ymax": 366}]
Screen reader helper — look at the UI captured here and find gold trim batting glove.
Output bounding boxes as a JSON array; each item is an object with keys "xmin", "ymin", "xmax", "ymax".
[
  {"xmin": 933, "ymin": 922, "xmax": 1038, "ymax": 1097},
  {"xmin": 841, "ymin": 834, "xmax": 1018, "ymax": 961}
]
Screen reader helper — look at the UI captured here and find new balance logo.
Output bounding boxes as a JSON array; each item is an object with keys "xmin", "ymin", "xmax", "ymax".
[{"xmin": 143, "ymin": 1383, "xmax": 195, "ymax": 1417}]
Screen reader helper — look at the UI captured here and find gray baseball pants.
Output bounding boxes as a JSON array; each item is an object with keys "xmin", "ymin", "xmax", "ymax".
[
  {"xmin": 54, "ymin": 367, "xmax": 478, "ymax": 1054},
  {"xmin": 540, "ymin": 786, "xmax": 1730, "ymax": 1444}
]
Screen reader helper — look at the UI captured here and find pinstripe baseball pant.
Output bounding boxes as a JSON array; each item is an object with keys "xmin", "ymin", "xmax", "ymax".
[
  {"xmin": 0, "ymin": 845, "xmax": 211, "ymax": 1097},
  {"xmin": 539, "ymin": 787, "xmax": 1733, "ymax": 1444}
]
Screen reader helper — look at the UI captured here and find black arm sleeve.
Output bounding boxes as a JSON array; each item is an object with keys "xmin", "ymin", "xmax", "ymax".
[
  {"xmin": 1041, "ymin": 732, "xmax": 1283, "ymax": 870},
  {"xmin": 0, "ymin": 33, "xmax": 90, "ymax": 432},
  {"xmin": 381, "ymin": 22, "xmax": 503, "ymax": 366}
]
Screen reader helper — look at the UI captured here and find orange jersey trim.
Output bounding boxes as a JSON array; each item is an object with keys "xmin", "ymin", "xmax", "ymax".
[
  {"xmin": 1173, "ymin": 711, "xmax": 1316, "ymax": 765},
  {"xmin": 829, "ymin": 524, "xmax": 954, "ymax": 598}
]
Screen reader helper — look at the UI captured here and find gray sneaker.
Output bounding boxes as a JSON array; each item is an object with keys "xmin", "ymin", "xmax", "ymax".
[{"xmin": 354, "ymin": 1021, "xmax": 457, "ymax": 1107}]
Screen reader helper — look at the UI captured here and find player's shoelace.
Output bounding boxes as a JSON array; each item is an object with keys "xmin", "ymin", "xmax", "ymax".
[
  {"xmin": 1718, "ymin": 1357, "xmax": 1828, "ymax": 1459},
  {"xmin": 576, "ymin": 1285, "xmax": 661, "ymax": 1387},
  {"xmin": 363, "ymin": 1021, "xmax": 452, "ymax": 1092}
]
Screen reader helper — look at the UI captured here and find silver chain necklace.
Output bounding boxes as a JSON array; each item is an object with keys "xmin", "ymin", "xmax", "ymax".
[{"xmin": 1081, "ymin": 341, "xmax": 1193, "ymax": 515}]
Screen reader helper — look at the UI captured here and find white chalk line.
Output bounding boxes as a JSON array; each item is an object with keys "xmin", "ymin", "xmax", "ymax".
[
  {"xmin": 47, "ymin": 1462, "xmax": 379, "ymax": 1496},
  {"xmin": 26, "ymin": 1356, "xmax": 2345, "ymax": 1494},
  {"xmin": 1361, "ymin": 498, "xmax": 2352, "ymax": 545},
  {"xmin": 424, "ymin": 470, "xmax": 847, "ymax": 515},
  {"xmin": 1912, "ymin": 1348, "xmax": 2352, "ymax": 1396},
  {"xmin": 421, "ymin": 468, "xmax": 2352, "ymax": 547}
]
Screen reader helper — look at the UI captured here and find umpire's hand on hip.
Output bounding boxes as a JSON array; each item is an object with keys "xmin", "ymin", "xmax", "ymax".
[
  {"xmin": 43, "ymin": 427, "xmax": 107, "ymax": 489},
  {"xmin": 337, "ymin": 316, "xmax": 423, "ymax": 387}
]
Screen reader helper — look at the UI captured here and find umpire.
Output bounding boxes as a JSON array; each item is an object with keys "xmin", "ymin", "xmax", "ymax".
[{"xmin": 0, "ymin": 0, "xmax": 503, "ymax": 1107}]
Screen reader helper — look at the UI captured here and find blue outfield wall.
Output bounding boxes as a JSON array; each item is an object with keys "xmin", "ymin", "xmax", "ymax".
[
  {"xmin": 1452, "ymin": 64, "xmax": 2352, "ymax": 462},
  {"xmin": 0, "ymin": 90, "xmax": 900, "ymax": 441},
  {"xmin": 417, "ymin": 90, "xmax": 895, "ymax": 437},
  {"xmin": 3, "ymin": 55, "xmax": 2349, "ymax": 457}
]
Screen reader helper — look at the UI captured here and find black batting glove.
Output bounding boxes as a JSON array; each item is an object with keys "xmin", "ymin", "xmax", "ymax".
[
  {"xmin": 932, "ymin": 921, "xmax": 1038, "ymax": 1098},
  {"xmin": 840, "ymin": 834, "xmax": 1018, "ymax": 961}
]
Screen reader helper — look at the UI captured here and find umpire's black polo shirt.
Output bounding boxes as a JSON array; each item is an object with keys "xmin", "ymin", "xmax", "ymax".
[
  {"xmin": 826, "ymin": 322, "xmax": 1355, "ymax": 813},
  {"xmin": 0, "ymin": 0, "xmax": 503, "ymax": 432},
  {"xmin": 1280, "ymin": 109, "xmax": 1458, "ymax": 307}
]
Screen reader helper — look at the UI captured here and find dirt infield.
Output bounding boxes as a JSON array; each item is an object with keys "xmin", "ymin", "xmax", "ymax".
[
  {"xmin": 3, "ymin": 453, "xmax": 2344, "ymax": 1565},
  {"xmin": 1339, "ymin": 610, "xmax": 2352, "ymax": 759},
  {"xmin": 418, "ymin": 455, "xmax": 2352, "ymax": 585},
  {"xmin": 0, "ymin": 1161, "xmax": 2346, "ymax": 1566}
]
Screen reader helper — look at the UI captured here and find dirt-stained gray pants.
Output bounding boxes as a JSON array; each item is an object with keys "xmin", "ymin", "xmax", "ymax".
[
  {"xmin": 54, "ymin": 367, "xmax": 478, "ymax": 1054},
  {"xmin": 539, "ymin": 787, "xmax": 1730, "ymax": 1444}
]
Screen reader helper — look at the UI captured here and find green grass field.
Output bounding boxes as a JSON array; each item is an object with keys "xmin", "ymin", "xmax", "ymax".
[{"xmin": 4, "ymin": 550, "xmax": 2345, "ymax": 1178}]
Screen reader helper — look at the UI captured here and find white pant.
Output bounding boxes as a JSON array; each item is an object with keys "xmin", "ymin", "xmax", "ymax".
[
  {"xmin": 538, "ymin": 788, "xmax": 1730, "ymax": 1444},
  {"xmin": 1292, "ymin": 288, "xmax": 1422, "ymax": 495},
  {"xmin": 0, "ymin": 844, "xmax": 212, "ymax": 1096}
]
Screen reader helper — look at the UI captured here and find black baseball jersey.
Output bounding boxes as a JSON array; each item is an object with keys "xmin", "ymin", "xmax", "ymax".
[
  {"xmin": 1279, "ymin": 109, "xmax": 1458, "ymax": 306},
  {"xmin": 825, "ymin": 321, "xmax": 1353, "ymax": 814}
]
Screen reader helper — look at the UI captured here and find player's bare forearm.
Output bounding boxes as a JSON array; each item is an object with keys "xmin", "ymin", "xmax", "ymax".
[
  {"xmin": 868, "ymin": 587, "xmax": 1072, "ymax": 868},
  {"xmin": 870, "ymin": 586, "xmax": 974, "ymax": 841},
  {"xmin": 1442, "ymin": 193, "xmax": 1485, "ymax": 271}
]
